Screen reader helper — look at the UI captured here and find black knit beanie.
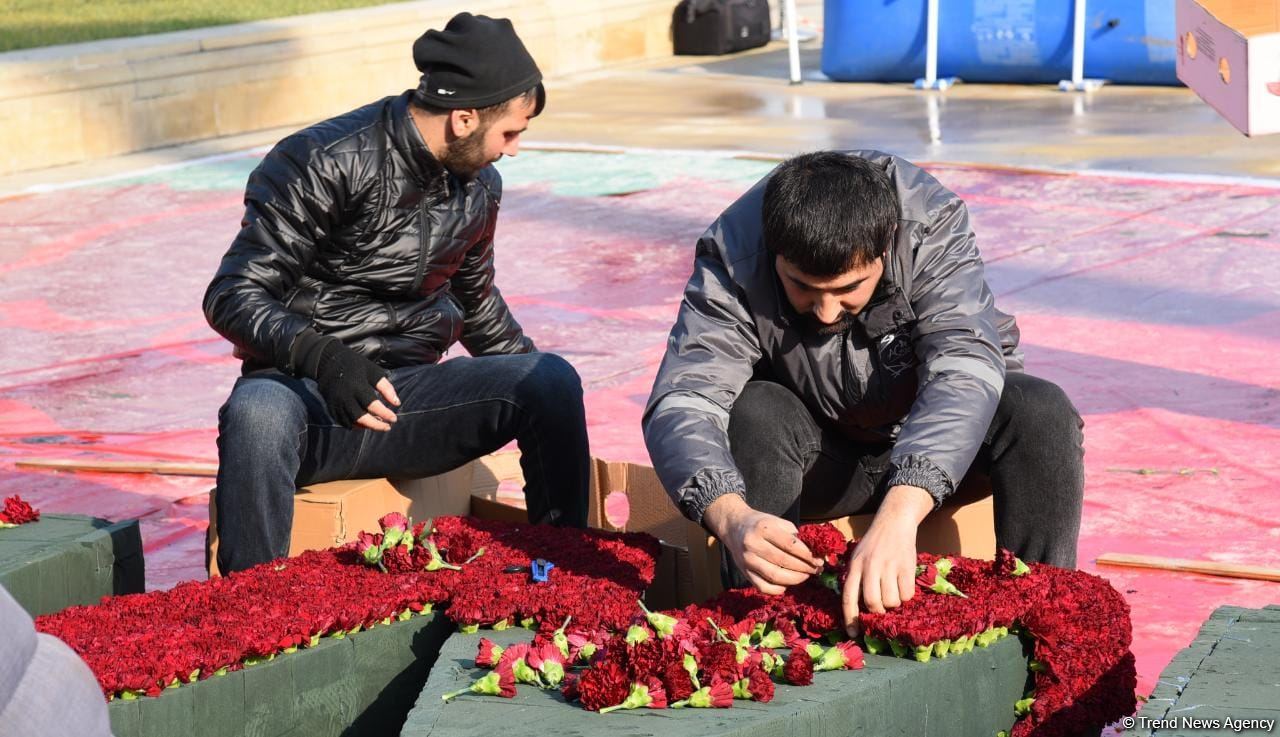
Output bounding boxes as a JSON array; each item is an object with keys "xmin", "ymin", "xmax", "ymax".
[{"xmin": 412, "ymin": 13, "xmax": 545, "ymax": 115}]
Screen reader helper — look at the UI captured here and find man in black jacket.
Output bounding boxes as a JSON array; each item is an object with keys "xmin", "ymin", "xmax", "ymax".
[{"xmin": 204, "ymin": 13, "xmax": 589, "ymax": 574}]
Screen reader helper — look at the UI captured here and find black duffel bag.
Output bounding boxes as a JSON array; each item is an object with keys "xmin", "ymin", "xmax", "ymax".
[{"xmin": 672, "ymin": 0, "xmax": 771, "ymax": 56}]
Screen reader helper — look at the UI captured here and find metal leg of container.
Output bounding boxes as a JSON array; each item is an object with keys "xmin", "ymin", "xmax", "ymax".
[
  {"xmin": 772, "ymin": 0, "xmax": 817, "ymax": 43},
  {"xmin": 784, "ymin": 0, "xmax": 803, "ymax": 85},
  {"xmin": 914, "ymin": 0, "xmax": 959, "ymax": 91},
  {"xmin": 1059, "ymin": 0, "xmax": 1107, "ymax": 91}
]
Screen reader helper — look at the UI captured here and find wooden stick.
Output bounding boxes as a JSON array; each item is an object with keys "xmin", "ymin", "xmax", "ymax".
[
  {"xmin": 14, "ymin": 458, "xmax": 218, "ymax": 477},
  {"xmin": 1096, "ymin": 553, "xmax": 1280, "ymax": 583}
]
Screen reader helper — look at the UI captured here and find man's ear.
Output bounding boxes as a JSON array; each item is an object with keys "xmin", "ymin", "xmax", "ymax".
[{"xmin": 448, "ymin": 108, "xmax": 480, "ymax": 138}]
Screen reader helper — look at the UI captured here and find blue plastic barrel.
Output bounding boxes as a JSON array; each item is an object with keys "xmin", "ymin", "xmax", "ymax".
[{"xmin": 821, "ymin": 0, "xmax": 1178, "ymax": 85}]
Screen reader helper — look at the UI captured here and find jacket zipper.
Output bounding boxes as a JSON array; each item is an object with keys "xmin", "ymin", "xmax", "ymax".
[
  {"xmin": 841, "ymin": 335, "xmax": 864, "ymax": 406},
  {"xmin": 409, "ymin": 172, "xmax": 450, "ymax": 296},
  {"xmin": 410, "ymin": 198, "xmax": 429, "ymax": 296}
]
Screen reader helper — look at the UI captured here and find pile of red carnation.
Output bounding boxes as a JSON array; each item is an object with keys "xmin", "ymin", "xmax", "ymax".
[
  {"xmin": 35, "ymin": 515, "xmax": 659, "ymax": 698},
  {"xmin": 461, "ymin": 603, "xmax": 863, "ymax": 713},
  {"xmin": 0, "ymin": 494, "xmax": 39, "ymax": 527}
]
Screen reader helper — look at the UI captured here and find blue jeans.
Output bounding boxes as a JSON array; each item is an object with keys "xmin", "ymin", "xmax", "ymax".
[{"xmin": 213, "ymin": 352, "xmax": 590, "ymax": 574}]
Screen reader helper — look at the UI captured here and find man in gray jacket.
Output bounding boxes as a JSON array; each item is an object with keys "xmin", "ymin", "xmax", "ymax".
[{"xmin": 643, "ymin": 151, "xmax": 1083, "ymax": 636}]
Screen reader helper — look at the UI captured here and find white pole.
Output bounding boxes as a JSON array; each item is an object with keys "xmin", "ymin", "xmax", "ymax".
[
  {"xmin": 1072, "ymin": 0, "xmax": 1086, "ymax": 87},
  {"xmin": 924, "ymin": 0, "xmax": 939, "ymax": 86},
  {"xmin": 785, "ymin": 0, "xmax": 802, "ymax": 84}
]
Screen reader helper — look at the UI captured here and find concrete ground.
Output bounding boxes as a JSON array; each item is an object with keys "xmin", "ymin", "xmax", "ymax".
[
  {"xmin": 2, "ymin": 5, "xmax": 1278, "ymax": 728},
  {"xmin": 8, "ymin": 2, "xmax": 1280, "ymax": 192}
]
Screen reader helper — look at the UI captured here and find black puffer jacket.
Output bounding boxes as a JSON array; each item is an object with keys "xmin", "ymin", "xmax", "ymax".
[{"xmin": 204, "ymin": 91, "xmax": 533, "ymax": 375}]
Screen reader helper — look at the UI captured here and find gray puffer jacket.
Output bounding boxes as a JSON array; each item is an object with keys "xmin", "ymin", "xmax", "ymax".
[
  {"xmin": 643, "ymin": 150, "xmax": 1022, "ymax": 524},
  {"xmin": 204, "ymin": 91, "xmax": 532, "ymax": 375},
  {"xmin": 0, "ymin": 585, "xmax": 113, "ymax": 736}
]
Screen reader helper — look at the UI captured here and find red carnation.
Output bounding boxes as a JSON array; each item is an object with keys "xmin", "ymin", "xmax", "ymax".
[
  {"xmin": 699, "ymin": 641, "xmax": 742, "ymax": 683},
  {"xmin": 561, "ymin": 672, "xmax": 580, "ymax": 701},
  {"xmin": 915, "ymin": 561, "xmax": 939, "ymax": 589},
  {"xmin": 661, "ymin": 659, "xmax": 696, "ymax": 702},
  {"xmin": 995, "ymin": 548, "xmax": 1031, "ymax": 577},
  {"xmin": 813, "ymin": 641, "xmax": 864, "ymax": 672},
  {"xmin": 381, "ymin": 544, "xmax": 415, "ymax": 574},
  {"xmin": 379, "ymin": 512, "xmax": 409, "ymax": 533},
  {"xmin": 475, "ymin": 638, "xmax": 504, "ymax": 668},
  {"xmin": 783, "ymin": 650, "xmax": 814, "ymax": 686},
  {"xmin": 0, "ymin": 495, "xmax": 39, "ymax": 526},
  {"xmin": 672, "ymin": 678, "xmax": 735, "ymax": 709},
  {"xmin": 353, "ymin": 531, "xmax": 382, "ymax": 566},
  {"xmin": 442, "ymin": 659, "xmax": 516, "ymax": 702},
  {"xmin": 379, "ymin": 512, "xmax": 411, "ymax": 547},
  {"xmin": 702, "ymin": 679, "xmax": 735, "ymax": 708},
  {"xmin": 622, "ymin": 638, "xmax": 667, "ymax": 681},
  {"xmin": 577, "ymin": 660, "xmax": 630, "ymax": 712},
  {"xmin": 796, "ymin": 523, "xmax": 847, "ymax": 566},
  {"xmin": 599, "ymin": 676, "xmax": 668, "ymax": 713},
  {"xmin": 746, "ymin": 667, "xmax": 774, "ymax": 703}
]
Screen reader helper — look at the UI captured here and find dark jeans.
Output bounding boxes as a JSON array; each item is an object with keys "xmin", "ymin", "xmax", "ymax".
[
  {"xmin": 213, "ymin": 352, "xmax": 590, "ymax": 574},
  {"xmin": 724, "ymin": 372, "xmax": 1084, "ymax": 587}
]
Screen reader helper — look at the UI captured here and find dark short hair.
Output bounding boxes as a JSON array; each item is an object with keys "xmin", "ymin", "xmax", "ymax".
[
  {"xmin": 412, "ymin": 85, "xmax": 541, "ymax": 125},
  {"xmin": 762, "ymin": 151, "xmax": 899, "ymax": 277}
]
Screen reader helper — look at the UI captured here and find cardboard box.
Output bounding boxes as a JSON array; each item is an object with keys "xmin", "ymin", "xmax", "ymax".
[
  {"xmin": 208, "ymin": 453, "xmax": 996, "ymax": 610},
  {"xmin": 591, "ymin": 459, "xmax": 997, "ymax": 609},
  {"xmin": 207, "ymin": 452, "xmax": 602, "ymax": 577},
  {"xmin": 1177, "ymin": 0, "xmax": 1280, "ymax": 136}
]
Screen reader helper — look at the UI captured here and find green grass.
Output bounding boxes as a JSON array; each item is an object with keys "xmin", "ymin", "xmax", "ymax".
[{"xmin": 0, "ymin": 0, "xmax": 410, "ymax": 53}]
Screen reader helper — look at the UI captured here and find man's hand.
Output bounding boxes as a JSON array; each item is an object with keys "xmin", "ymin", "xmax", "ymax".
[
  {"xmin": 842, "ymin": 485, "xmax": 934, "ymax": 637},
  {"xmin": 355, "ymin": 377, "xmax": 401, "ymax": 431},
  {"xmin": 310, "ymin": 339, "xmax": 401, "ymax": 431},
  {"xmin": 703, "ymin": 494, "xmax": 823, "ymax": 595}
]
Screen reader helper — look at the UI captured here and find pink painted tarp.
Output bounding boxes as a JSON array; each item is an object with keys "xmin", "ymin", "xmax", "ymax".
[{"xmin": 1, "ymin": 150, "xmax": 1277, "ymax": 703}]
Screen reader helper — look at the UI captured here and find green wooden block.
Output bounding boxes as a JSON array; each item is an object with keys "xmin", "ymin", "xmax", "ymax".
[
  {"xmin": 404, "ymin": 628, "xmax": 1029, "ymax": 737},
  {"xmin": 1134, "ymin": 605, "xmax": 1280, "ymax": 736},
  {"xmin": 294, "ymin": 637, "xmax": 358, "ymax": 737},
  {"xmin": 244, "ymin": 654, "xmax": 298, "ymax": 737},
  {"xmin": 192, "ymin": 670, "xmax": 247, "ymax": 737},
  {"xmin": 0, "ymin": 514, "xmax": 144, "ymax": 616},
  {"xmin": 108, "ymin": 698, "xmax": 141, "ymax": 737},
  {"xmin": 104, "ymin": 614, "xmax": 450, "ymax": 737},
  {"xmin": 139, "ymin": 678, "xmax": 196, "ymax": 737},
  {"xmin": 348, "ymin": 614, "xmax": 455, "ymax": 736}
]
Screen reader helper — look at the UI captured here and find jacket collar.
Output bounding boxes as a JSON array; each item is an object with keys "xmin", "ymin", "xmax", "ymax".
[
  {"xmin": 856, "ymin": 223, "xmax": 915, "ymax": 339},
  {"xmin": 388, "ymin": 91, "xmax": 448, "ymax": 191}
]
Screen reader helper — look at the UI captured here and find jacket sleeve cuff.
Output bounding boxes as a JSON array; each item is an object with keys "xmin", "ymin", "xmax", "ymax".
[
  {"xmin": 679, "ymin": 467, "xmax": 747, "ymax": 527},
  {"xmin": 886, "ymin": 456, "xmax": 954, "ymax": 510},
  {"xmin": 286, "ymin": 328, "xmax": 332, "ymax": 378}
]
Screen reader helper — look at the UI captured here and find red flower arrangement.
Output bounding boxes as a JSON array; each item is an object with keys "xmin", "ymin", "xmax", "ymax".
[
  {"xmin": 35, "ymin": 516, "xmax": 659, "ymax": 699},
  {"xmin": 39, "ymin": 514, "xmax": 1134, "ymax": 736},
  {"xmin": 0, "ymin": 495, "xmax": 39, "ymax": 527},
  {"xmin": 531, "ymin": 523, "xmax": 1131, "ymax": 736}
]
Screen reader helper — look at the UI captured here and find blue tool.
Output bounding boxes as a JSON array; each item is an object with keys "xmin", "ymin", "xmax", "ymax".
[{"xmin": 530, "ymin": 558, "xmax": 555, "ymax": 583}]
